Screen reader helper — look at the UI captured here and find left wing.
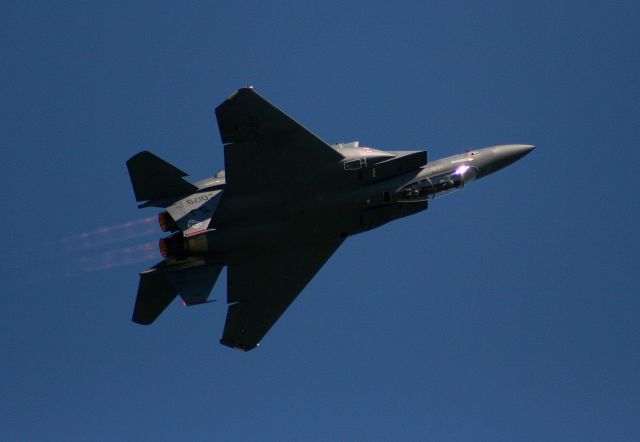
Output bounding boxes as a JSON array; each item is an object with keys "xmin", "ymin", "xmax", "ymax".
[
  {"xmin": 220, "ymin": 237, "xmax": 344, "ymax": 351},
  {"xmin": 215, "ymin": 88, "xmax": 344, "ymax": 194}
]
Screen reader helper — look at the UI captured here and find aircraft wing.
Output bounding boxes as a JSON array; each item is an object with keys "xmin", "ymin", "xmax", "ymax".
[
  {"xmin": 215, "ymin": 88, "xmax": 344, "ymax": 193},
  {"xmin": 221, "ymin": 237, "xmax": 343, "ymax": 351}
]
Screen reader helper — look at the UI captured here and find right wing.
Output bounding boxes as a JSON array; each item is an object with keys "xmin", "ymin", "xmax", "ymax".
[
  {"xmin": 215, "ymin": 88, "xmax": 344, "ymax": 194},
  {"xmin": 221, "ymin": 237, "xmax": 344, "ymax": 351}
]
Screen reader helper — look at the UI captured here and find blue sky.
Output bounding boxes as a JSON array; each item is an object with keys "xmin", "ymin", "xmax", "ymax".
[{"xmin": 3, "ymin": 1, "xmax": 639, "ymax": 440}]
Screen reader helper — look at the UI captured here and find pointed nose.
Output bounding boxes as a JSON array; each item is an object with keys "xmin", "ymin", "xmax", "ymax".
[
  {"xmin": 494, "ymin": 144, "xmax": 535, "ymax": 161},
  {"xmin": 476, "ymin": 144, "xmax": 535, "ymax": 177}
]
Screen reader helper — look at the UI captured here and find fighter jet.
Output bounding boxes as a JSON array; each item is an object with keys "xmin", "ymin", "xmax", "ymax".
[{"xmin": 126, "ymin": 87, "xmax": 534, "ymax": 351}]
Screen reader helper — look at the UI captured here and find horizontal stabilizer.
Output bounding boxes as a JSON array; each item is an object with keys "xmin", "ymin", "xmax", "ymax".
[
  {"xmin": 132, "ymin": 266, "xmax": 178, "ymax": 325},
  {"xmin": 132, "ymin": 259, "xmax": 222, "ymax": 325},
  {"xmin": 163, "ymin": 259, "xmax": 223, "ymax": 306},
  {"xmin": 127, "ymin": 151, "xmax": 197, "ymax": 203}
]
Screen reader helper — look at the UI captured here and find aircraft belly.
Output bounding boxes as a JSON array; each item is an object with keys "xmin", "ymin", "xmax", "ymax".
[{"xmin": 127, "ymin": 87, "xmax": 534, "ymax": 351}]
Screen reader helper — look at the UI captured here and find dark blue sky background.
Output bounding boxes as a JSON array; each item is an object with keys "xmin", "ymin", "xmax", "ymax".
[{"xmin": 3, "ymin": 1, "xmax": 639, "ymax": 440}]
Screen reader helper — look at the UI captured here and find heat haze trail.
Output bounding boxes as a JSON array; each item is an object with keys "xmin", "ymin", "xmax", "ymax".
[
  {"xmin": 47, "ymin": 216, "xmax": 158, "ymax": 255},
  {"xmin": 18, "ymin": 216, "xmax": 163, "ymax": 284}
]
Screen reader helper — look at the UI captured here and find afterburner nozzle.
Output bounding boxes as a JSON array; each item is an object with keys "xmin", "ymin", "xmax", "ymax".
[
  {"xmin": 159, "ymin": 235, "xmax": 185, "ymax": 258},
  {"xmin": 158, "ymin": 212, "xmax": 179, "ymax": 232},
  {"xmin": 158, "ymin": 230, "xmax": 211, "ymax": 259}
]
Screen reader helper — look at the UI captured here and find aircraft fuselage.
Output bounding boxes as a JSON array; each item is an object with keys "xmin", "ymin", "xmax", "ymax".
[
  {"xmin": 160, "ymin": 143, "xmax": 534, "ymax": 261},
  {"xmin": 127, "ymin": 87, "xmax": 534, "ymax": 351}
]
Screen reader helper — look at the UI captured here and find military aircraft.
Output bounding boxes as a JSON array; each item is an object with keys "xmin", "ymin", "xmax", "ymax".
[{"xmin": 126, "ymin": 87, "xmax": 534, "ymax": 351}]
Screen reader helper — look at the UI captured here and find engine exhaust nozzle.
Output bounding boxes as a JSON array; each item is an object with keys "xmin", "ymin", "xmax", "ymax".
[
  {"xmin": 158, "ymin": 212, "xmax": 179, "ymax": 233},
  {"xmin": 159, "ymin": 234, "xmax": 185, "ymax": 258}
]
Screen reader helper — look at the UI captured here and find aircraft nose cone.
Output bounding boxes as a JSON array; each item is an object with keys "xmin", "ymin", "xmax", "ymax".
[
  {"xmin": 507, "ymin": 144, "xmax": 535, "ymax": 159},
  {"xmin": 495, "ymin": 144, "xmax": 535, "ymax": 164},
  {"xmin": 476, "ymin": 144, "xmax": 535, "ymax": 177}
]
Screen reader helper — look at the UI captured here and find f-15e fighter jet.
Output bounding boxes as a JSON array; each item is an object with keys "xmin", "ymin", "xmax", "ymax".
[{"xmin": 126, "ymin": 87, "xmax": 534, "ymax": 351}]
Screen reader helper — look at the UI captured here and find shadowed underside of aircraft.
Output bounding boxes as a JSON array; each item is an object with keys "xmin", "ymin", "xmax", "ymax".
[{"xmin": 126, "ymin": 87, "xmax": 534, "ymax": 351}]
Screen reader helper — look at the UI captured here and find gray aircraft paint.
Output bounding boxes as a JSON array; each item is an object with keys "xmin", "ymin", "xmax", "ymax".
[{"xmin": 126, "ymin": 88, "xmax": 534, "ymax": 351}]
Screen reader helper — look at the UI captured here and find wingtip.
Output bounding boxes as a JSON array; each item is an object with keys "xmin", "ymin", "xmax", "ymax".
[
  {"xmin": 132, "ymin": 314, "xmax": 154, "ymax": 325},
  {"xmin": 221, "ymin": 86, "xmax": 257, "ymax": 107},
  {"xmin": 219, "ymin": 338, "xmax": 258, "ymax": 352}
]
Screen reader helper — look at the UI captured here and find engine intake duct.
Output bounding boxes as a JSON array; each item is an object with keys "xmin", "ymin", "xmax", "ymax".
[{"xmin": 365, "ymin": 150, "xmax": 427, "ymax": 182}]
